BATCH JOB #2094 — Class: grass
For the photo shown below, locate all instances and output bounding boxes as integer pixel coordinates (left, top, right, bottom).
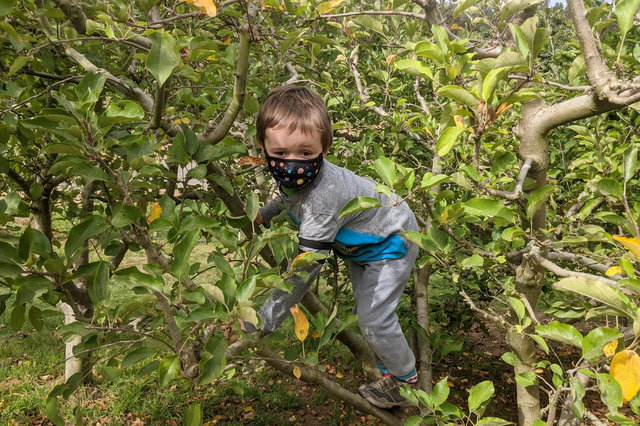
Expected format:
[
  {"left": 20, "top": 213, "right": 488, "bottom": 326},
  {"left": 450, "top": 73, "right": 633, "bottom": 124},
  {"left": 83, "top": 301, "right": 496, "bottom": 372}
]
[{"left": 0, "top": 300, "right": 365, "bottom": 425}]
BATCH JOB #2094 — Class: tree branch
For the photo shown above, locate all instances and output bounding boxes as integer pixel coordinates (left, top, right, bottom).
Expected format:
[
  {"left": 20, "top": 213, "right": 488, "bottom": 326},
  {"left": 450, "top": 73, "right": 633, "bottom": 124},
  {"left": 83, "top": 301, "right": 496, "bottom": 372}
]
[
  {"left": 52, "top": 0, "right": 87, "bottom": 34},
  {"left": 487, "top": 157, "right": 534, "bottom": 200},
  {"left": 531, "top": 252, "right": 617, "bottom": 286},
  {"left": 198, "top": 16, "right": 251, "bottom": 143},
  {"left": 255, "top": 343, "right": 402, "bottom": 425}
]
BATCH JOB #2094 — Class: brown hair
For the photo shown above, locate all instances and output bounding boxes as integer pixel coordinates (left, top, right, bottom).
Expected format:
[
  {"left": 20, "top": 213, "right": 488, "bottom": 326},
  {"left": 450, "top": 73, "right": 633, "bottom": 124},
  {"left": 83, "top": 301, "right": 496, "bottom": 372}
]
[{"left": 256, "top": 85, "right": 333, "bottom": 151}]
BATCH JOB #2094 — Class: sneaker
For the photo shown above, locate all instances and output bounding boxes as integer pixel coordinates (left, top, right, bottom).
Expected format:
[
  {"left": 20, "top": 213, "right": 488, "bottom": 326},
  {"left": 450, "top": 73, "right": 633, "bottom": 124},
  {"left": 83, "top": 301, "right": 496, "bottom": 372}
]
[{"left": 358, "top": 375, "right": 417, "bottom": 408}]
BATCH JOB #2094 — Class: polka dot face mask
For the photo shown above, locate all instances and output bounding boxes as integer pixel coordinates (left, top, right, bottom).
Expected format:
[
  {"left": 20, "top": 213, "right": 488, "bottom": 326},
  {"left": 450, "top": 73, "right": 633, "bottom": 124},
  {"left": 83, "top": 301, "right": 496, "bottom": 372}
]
[{"left": 264, "top": 153, "right": 324, "bottom": 190}]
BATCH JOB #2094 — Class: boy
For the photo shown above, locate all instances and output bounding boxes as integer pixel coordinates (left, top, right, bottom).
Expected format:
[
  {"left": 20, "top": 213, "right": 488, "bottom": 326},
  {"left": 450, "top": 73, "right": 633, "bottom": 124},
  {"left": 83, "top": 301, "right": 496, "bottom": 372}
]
[{"left": 246, "top": 85, "right": 419, "bottom": 409}]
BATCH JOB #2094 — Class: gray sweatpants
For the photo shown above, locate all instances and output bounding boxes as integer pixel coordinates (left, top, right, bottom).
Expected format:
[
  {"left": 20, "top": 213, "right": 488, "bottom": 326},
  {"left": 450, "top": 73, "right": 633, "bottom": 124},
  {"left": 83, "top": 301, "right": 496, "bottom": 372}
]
[{"left": 347, "top": 242, "right": 418, "bottom": 378}]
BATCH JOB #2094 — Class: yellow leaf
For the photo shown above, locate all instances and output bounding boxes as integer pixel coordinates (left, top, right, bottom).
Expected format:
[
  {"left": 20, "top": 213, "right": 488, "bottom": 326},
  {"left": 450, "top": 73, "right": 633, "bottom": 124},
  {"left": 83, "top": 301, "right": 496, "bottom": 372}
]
[
  {"left": 535, "top": 368, "right": 544, "bottom": 373},
  {"left": 289, "top": 304, "right": 309, "bottom": 342},
  {"left": 222, "top": 35, "right": 231, "bottom": 45},
  {"left": 293, "top": 365, "right": 302, "bottom": 379},
  {"left": 386, "top": 54, "right": 397, "bottom": 65},
  {"left": 423, "top": 126, "right": 433, "bottom": 138},
  {"left": 606, "top": 266, "right": 625, "bottom": 277},
  {"left": 610, "top": 350, "right": 640, "bottom": 402},
  {"left": 604, "top": 341, "right": 619, "bottom": 357},
  {"left": 316, "top": 0, "right": 346, "bottom": 14},
  {"left": 184, "top": 0, "right": 217, "bottom": 17},
  {"left": 291, "top": 252, "right": 326, "bottom": 270},
  {"left": 613, "top": 235, "right": 640, "bottom": 258},
  {"left": 450, "top": 23, "right": 464, "bottom": 30},
  {"left": 147, "top": 202, "right": 162, "bottom": 224},
  {"left": 336, "top": 372, "right": 344, "bottom": 379},
  {"left": 312, "top": 330, "right": 321, "bottom": 339},
  {"left": 245, "top": 406, "right": 254, "bottom": 412},
  {"left": 181, "top": 117, "right": 191, "bottom": 124},
  {"left": 439, "top": 209, "right": 449, "bottom": 224},
  {"left": 454, "top": 115, "right": 465, "bottom": 128}
]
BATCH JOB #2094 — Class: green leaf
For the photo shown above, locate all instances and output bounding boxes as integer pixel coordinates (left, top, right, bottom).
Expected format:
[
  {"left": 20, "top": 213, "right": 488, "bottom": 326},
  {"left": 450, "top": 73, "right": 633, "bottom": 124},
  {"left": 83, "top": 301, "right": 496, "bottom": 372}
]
[
  {"left": 102, "top": 100, "right": 145, "bottom": 123},
  {"left": 415, "top": 41, "right": 445, "bottom": 63},
  {"left": 482, "top": 67, "right": 510, "bottom": 103},
  {"left": 114, "top": 267, "right": 163, "bottom": 292},
  {"left": 45, "top": 397, "right": 65, "bottom": 426},
  {"left": 75, "top": 73, "right": 107, "bottom": 104},
  {"left": 158, "top": 355, "right": 180, "bottom": 387},
  {"left": 146, "top": 31, "right": 180, "bottom": 86},
  {"left": 530, "top": 334, "right": 549, "bottom": 354},
  {"left": 185, "top": 403, "right": 203, "bottom": 426},
  {"left": 394, "top": 59, "right": 432, "bottom": 79},
  {"left": 460, "top": 253, "right": 484, "bottom": 268},
  {"left": 615, "top": 0, "right": 640, "bottom": 36},
  {"left": 436, "top": 126, "right": 465, "bottom": 157},
  {"left": 316, "top": 0, "right": 346, "bottom": 13},
  {"left": 554, "top": 277, "right": 639, "bottom": 319},
  {"left": 582, "top": 327, "right": 623, "bottom": 361},
  {"left": 623, "top": 146, "right": 637, "bottom": 183},
  {"left": 121, "top": 346, "right": 156, "bottom": 369},
  {"left": 590, "top": 178, "right": 622, "bottom": 200},
  {"left": 338, "top": 197, "right": 381, "bottom": 219},
  {"left": 198, "top": 336, "right": 227, "bottom": 385},
  {"left": 420, "top": 173, "right": 449, "bottom": 191},
  {"left": 453, "top": 0, "right": 481, "bottom": 18},
  {"left": 0, "top": 0, "right": 16, "bottom": 16},
  {"left": 476, "top": 419, "right": 512, "bottom": 426},
  {"left": 171, "top": 230, "right": 200, "bottom": 280},
  {"left": 468, "top": 380, "right": 495, "bottom": 411},
  {"left": 8, "top": 55, "right": 28, "bottom": 76},
  {"left": 437, "top": 85, "right": 478, "bottom": 109},
  {"left": 501, "top": 351, "right": 519, "bottom": 366},
  {"left": 532, "top": 27, "right": 551, "bottom": 58},
  {"left": 373, "top": 157, "right": 397, "bottom": 188},
  {"left": 535, "top": 321, "right": 584, "bottom": 348},
  {"left": 353, "top": 15, "right": 385, "bottom": 36},
  {"left": 500, "top": 0, "right": 544, "bottom": 21},
  {"left": 569, "top": 55, "right": 586, "bottom": 84},
  {"left": 463, "top": 198, "right": 514, "bottom": 222},
  {"left": 515, "top": 371, "right": 537, "bottom": 387},
  {"left": 65, "top": 216, "right": 105, "bottom": 260},
  {"left": 19, "top": 227, "right": 52, "bottom": 260},
  {"left": 111, "top": 204, "right": 142, "bottom": 228},
  {"left": 430, "top": 377, "right": 450, "bottom": 407},
  {"left": 508, "top": 296, "right": 526, "bottom": 321},
  {"left": 87, "top": 261, "right": 109, "bottom": 305},
  {"left": 237, "top": 275, "right": 257, "bottom": 301},
  {"left": 598, "top": 373, "right": 623, "bottom": 414},
  {"left": 245, "top": 192, "right": 259, "bottom": 223},
  {"left": 526, "top": 185, "right": 556, "bottom": 220},
  {"left": 304, "top": 35, "right": 338, "bottom": 46},
  {"left": 10, "top": 305, "right": 25, "bottom": 331},
  {"left": 72, "top": 164, "right": 113, "bottom": 184}
]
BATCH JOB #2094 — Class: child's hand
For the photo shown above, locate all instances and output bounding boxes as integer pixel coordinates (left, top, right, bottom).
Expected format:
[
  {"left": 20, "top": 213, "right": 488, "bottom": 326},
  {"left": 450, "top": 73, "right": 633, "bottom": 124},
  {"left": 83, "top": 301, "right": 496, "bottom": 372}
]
[{"left": 242, "top": 208, "right": 263, "bottom": 225}]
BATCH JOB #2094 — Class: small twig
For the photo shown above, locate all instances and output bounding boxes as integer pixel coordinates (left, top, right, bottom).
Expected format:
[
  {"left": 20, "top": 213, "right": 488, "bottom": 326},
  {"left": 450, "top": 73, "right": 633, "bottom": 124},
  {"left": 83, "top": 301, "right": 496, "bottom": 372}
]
[
  {"left": 54, "top": 339, "right": 141, "bottom": 368},
  {"left": 532, "top": 252, "right": 618, "bottom": 286},
  {"left": 509, "top": 74, "right": 591, "bottom": 92},
  {"left": 313, "top": 10, "right": 427, "bottom": 21},
  {"left": 487, "top": 158, "right": 534, "bottom": 200},
  {"left": 83, "top": 325, "right": 175, "bottom": 352},
  {"left": 459, "top": 288, "right": 508, "bottom": 327}
]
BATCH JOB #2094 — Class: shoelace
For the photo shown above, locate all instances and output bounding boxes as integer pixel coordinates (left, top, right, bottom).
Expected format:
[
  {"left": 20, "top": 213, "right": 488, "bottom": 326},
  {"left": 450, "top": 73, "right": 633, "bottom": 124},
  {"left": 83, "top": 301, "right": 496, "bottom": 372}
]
[{"left": 371, "top": 375, "right": 399, "bottom": 392}]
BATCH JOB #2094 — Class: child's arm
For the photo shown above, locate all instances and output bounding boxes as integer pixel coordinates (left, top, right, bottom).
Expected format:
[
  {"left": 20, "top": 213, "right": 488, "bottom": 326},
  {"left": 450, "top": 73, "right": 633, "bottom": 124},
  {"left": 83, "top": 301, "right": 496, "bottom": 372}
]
[
  {"left": 244, "top": 243, "right": 331, "bottom": 336},
  {"left": 257, "top": 195, "right": 284, "bottom": 227}
]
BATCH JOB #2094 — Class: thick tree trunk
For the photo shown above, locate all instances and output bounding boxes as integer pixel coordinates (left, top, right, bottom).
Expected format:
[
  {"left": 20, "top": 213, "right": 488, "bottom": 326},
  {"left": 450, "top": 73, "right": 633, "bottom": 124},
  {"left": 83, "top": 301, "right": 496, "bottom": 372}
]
[
  {"left": 509, "top": 98, "right": 548, "bottom": 425},
  {"left": 415, "top": 265, "right": 433, "bottom": 392}
]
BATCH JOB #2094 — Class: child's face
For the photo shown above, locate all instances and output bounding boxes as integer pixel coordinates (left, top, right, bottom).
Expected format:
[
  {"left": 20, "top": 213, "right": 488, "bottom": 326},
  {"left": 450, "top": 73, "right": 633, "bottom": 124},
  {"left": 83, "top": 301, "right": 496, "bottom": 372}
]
[{"left": 261, "top": 126, "right": 326, "bottom": 160}]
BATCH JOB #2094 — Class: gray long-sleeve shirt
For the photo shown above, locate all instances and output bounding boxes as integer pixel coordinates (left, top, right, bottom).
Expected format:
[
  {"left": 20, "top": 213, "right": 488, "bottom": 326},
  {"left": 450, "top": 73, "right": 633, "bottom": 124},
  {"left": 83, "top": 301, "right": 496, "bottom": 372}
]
[{"left": 249, "top": 159, "right": 417, "bottom": 335}]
